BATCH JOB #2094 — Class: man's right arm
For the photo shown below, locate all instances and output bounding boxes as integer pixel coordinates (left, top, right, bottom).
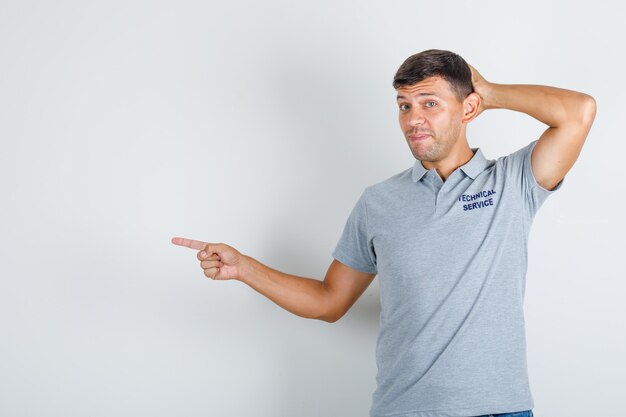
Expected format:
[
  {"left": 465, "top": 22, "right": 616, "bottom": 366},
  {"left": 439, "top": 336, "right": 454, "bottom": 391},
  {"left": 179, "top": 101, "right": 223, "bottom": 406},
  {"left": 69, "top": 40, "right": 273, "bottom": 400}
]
[
  {"left": 240, "top": 256, "right": 376, "bottom": 323},
  {"left": 171, "top": 237, "right": 376, "bottom": 323}
]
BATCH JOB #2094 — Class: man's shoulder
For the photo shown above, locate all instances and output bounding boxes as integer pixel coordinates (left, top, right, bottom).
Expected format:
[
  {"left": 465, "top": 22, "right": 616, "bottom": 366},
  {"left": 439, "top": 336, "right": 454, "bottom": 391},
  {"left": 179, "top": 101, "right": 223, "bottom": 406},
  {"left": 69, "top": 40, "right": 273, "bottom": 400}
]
[
  {"left": 493, "top": 140, "right": 537, "bottom": 164},
  {"left": 364, "top": 166, "right": 413, "bottom": 196}
]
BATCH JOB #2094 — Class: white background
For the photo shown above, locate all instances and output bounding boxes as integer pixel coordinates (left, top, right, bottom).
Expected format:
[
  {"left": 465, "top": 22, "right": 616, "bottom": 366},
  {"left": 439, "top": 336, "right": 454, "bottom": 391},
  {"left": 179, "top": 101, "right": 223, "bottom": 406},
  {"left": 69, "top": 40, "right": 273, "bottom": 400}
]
[{"left": 1, "top": 1, "right": 624, "bottom": 416}]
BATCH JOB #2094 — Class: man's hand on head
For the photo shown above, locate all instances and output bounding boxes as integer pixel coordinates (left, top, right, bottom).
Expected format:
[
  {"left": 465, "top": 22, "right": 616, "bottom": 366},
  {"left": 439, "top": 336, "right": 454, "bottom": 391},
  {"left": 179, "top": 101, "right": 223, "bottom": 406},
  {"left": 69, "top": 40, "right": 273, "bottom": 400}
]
[{"left": 468, "top": 64, "right": 492, "bottom": 116}]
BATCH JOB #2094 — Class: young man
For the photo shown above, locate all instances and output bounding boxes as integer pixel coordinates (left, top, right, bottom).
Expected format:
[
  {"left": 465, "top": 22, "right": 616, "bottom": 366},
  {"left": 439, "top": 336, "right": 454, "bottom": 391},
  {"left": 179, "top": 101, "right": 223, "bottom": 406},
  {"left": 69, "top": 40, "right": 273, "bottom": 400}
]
[{"left": 172, "top": 49, "right": 596, "bottom": 417}]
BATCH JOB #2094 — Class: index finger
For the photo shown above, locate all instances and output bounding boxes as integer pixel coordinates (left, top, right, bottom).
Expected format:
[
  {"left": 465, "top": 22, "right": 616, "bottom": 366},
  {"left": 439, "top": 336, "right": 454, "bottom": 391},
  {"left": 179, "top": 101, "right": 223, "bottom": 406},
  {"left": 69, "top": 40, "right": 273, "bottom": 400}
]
[{"left": 171, "top": 237, "right": 212, "bottom": 251}]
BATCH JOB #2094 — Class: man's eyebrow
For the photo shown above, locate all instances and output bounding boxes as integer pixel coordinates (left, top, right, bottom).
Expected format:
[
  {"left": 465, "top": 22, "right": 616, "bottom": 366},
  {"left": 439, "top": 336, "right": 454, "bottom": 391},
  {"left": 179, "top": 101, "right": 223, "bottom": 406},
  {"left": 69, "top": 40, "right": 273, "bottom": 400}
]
[{"left": 396, "top": 92, "right": 438, "bottom": 100}]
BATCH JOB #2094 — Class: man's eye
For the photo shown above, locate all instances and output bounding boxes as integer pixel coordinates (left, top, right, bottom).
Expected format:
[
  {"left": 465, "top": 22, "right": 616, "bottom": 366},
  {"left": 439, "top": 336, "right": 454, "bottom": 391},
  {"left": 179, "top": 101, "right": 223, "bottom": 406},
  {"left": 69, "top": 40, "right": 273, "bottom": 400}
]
[
  {"left": 425, "top": 101, "right": 437, "bottom": 108},
  {"left": 399, "top": 104, "right": 409, "bottom": 111}
]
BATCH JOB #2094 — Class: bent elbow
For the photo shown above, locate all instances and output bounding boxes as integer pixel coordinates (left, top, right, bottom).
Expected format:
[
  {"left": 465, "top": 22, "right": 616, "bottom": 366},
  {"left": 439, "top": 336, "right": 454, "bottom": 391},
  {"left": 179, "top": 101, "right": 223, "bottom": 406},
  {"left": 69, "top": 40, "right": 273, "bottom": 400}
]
[
  {"left": 318, "top": 305, "right": 346, "bottom": 323},
  {"left": 319, "top": 310, "right": 342, "bottom": 323},
  {"left": 580, "top": 94, "right": 597, "bottom": 127}
]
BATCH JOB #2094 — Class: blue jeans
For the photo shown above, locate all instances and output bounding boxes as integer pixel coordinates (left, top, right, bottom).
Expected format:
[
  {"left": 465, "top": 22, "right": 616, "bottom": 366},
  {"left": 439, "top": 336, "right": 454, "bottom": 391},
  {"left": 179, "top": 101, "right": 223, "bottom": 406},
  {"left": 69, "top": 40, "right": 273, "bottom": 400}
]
[{"left": 473, "top": 411, "right": 533, "bottom": 417}]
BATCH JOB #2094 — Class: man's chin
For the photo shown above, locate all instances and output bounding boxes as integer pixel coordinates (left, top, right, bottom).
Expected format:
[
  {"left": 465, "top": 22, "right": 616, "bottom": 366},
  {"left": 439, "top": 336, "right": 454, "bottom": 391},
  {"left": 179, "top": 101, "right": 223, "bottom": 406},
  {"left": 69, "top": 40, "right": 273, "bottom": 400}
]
[
  {"left": 411, "top": 152, "right": 432, "bottom": 162},
  {"left": 410, "top": 147, "right": 444, "bottom": 163},
  {"left": 408, "top": 144, "right": 432, "bottom": 161}
]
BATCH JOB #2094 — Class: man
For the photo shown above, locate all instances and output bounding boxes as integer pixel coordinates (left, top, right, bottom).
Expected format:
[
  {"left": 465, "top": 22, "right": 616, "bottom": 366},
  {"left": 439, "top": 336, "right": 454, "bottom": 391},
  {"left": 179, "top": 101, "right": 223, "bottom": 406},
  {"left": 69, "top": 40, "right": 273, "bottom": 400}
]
[{"left": 172, "top": 49, "right": 596, "bottom": 417}]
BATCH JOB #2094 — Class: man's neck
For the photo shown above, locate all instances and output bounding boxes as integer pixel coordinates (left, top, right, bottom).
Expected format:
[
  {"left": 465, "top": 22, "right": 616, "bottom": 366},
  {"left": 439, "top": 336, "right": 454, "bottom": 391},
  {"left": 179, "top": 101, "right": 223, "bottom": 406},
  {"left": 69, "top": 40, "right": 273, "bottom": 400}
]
[{"left": 421, "top": 143, "right": 475, "bottom": 182}]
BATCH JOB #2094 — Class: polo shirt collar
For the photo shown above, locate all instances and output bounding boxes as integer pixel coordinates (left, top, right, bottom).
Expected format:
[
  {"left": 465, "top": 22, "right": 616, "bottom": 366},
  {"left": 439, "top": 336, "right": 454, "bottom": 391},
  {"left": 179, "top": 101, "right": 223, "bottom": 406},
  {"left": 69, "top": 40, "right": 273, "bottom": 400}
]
[{"left": 411, "top": 147, "right": 488, "bottom": 182}]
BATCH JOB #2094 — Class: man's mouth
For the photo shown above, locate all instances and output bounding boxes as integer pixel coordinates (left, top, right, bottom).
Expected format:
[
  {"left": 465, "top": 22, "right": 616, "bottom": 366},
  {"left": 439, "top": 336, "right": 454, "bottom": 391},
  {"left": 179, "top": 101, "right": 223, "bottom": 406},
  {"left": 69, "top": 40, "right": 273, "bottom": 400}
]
[{"left": 408, "top": 134, "right": 431, "bottom": 142}]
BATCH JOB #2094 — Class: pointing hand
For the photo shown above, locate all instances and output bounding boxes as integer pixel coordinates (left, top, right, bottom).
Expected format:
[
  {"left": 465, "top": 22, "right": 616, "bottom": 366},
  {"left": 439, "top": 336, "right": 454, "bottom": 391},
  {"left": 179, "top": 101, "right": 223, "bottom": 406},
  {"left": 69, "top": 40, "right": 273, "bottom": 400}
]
[{"left": 171, "top": 237, "right": 247, "bottom": 281}]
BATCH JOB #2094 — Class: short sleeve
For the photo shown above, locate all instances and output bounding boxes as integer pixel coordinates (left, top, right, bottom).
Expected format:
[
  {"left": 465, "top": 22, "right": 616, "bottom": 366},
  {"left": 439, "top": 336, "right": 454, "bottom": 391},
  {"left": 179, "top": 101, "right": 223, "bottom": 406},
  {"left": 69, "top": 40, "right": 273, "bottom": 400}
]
[
  {"left": 501, "top": 139, "right": 565, "bottom": 216},
  {"left": 331, "top": 189, "right": 377, "bottom": 274}
]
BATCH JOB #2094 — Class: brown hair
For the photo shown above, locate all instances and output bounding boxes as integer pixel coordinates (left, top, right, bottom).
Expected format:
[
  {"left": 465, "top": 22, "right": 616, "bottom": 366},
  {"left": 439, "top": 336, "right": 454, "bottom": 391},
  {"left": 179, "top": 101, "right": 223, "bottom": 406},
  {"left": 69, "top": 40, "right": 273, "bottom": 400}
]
[{"left": 393, "top": 49, "right": 473, "bottom": 101}]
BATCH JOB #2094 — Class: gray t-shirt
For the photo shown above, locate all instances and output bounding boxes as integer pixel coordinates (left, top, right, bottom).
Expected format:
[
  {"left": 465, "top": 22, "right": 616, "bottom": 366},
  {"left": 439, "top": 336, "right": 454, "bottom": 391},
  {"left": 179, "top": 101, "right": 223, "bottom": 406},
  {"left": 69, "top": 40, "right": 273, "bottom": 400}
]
[{"left": 332, "top": 140, "right": 563, "bottom": 417}]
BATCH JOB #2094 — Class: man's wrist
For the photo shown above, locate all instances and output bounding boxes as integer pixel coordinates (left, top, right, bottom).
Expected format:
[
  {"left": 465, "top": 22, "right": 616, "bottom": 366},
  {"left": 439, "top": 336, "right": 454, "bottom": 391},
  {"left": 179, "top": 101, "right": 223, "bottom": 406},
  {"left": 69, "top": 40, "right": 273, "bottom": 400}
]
[
  {"left": 238, "top": 254, "right": 257, "bottom": 284},
  {"left": 479, "top": 82, "right": 501, "bottom": 110}
]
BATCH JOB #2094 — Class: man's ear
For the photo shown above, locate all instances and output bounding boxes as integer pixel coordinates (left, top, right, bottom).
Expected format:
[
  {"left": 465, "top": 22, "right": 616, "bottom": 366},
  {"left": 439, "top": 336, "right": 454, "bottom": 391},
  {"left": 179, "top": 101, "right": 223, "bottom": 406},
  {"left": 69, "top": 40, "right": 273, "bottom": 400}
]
[{"left": 461, "top": 92, "right": 481, "bottom": 123}]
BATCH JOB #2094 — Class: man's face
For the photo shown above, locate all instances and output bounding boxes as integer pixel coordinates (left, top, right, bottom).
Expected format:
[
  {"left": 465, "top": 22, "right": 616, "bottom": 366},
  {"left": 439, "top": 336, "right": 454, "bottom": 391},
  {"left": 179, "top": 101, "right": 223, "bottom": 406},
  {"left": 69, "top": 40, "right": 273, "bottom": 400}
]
[{"left": 396, "top": 76, "right": 466, "bottom": 163}]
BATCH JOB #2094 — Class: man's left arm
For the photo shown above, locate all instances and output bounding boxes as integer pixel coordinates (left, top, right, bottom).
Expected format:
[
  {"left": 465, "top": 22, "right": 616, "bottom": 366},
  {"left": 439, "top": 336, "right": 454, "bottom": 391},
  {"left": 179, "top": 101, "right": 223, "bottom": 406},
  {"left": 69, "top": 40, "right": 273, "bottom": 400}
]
[{"left": 470, "top": 66, "right": 597, "bottom": 191}]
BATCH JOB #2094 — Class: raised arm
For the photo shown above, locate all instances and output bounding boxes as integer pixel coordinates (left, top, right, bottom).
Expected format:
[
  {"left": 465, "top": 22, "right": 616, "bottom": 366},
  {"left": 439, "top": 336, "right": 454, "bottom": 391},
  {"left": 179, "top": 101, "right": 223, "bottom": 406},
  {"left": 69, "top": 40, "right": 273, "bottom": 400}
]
[
  {"left": 470, "top": 65, "right": 597, "bottom": 191},
  {"left": 171, "top": 237, "right": 376, "bottom": 323}
]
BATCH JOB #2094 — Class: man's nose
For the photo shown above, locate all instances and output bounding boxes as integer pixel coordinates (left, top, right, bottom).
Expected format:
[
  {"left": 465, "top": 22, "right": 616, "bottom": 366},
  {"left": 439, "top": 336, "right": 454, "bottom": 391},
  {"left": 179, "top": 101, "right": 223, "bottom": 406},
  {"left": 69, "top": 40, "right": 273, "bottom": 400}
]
[{"left": 408, "top": 109, "right": 425, "bottom": 127}]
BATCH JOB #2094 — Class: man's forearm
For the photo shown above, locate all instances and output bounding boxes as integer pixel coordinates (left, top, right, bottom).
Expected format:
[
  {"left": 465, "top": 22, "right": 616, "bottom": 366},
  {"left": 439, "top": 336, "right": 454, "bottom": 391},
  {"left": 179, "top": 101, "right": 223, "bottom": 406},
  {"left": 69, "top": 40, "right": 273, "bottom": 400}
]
[
  {"left": 239, "top": 256, "right": 331, "bottom": 322},
  {"left": 481, "top": 83, "right": 596, "bottom": 128}
]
